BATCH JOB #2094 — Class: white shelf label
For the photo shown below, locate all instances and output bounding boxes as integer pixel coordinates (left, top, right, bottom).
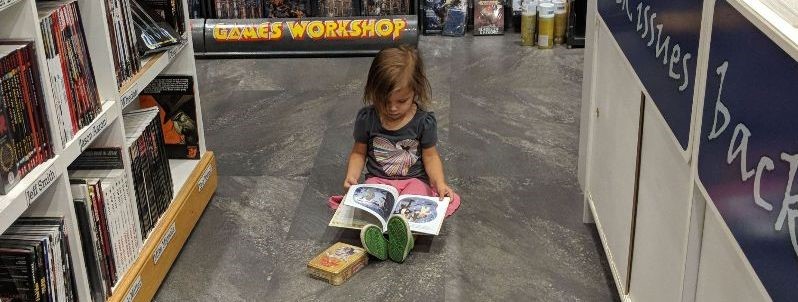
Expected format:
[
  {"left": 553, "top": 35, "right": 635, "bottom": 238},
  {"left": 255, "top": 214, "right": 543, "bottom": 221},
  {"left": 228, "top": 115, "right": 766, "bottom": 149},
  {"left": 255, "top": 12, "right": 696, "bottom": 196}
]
[
  {"left": 121, "top": 87, "right": 140, "bottom": 108},
  {"left": 24, "top": 166, "right": 57, "bottom": 206},
  {"left": 123, "top": 275, "right": 142, "bottom": 302},
  {"left": 153, "top": 222, "right": 176, "bottom": 265},
  {"left": 78, "top": 114, "right": 109, "bottom": 151},
  {"left": 197, "top": 164, "right": 213, "bottom": 192}
]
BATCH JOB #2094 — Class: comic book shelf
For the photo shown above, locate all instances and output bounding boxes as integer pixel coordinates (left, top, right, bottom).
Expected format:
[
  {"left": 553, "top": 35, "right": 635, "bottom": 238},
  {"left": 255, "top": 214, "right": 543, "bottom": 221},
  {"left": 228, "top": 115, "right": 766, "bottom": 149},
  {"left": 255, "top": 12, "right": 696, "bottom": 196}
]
[{"left": 0, "top": 0, "right": 217, "bottom": 301}]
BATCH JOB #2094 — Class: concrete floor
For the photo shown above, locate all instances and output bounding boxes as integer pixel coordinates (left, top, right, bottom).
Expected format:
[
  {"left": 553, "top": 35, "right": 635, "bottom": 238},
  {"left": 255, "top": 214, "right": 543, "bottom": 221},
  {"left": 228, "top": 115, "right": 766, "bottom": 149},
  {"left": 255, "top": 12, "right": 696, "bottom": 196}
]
[{"left": 155, "top": 34, "right": 618, "bottom": 301}]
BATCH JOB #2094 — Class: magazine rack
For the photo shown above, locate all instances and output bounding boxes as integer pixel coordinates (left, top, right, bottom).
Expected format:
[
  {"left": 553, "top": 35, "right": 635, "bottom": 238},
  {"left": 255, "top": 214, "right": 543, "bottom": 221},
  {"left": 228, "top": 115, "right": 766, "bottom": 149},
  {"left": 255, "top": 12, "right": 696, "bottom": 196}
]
[{"left": 0, "top": 0, "right": 216, "bottom": 301}]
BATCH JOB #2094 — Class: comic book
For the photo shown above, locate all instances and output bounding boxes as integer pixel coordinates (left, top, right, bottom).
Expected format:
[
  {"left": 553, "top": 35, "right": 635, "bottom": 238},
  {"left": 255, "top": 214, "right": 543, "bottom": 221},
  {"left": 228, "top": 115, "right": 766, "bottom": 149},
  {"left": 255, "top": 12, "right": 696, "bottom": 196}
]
[
  {"left": 421, "top": 0, "right": 445, "bottom": 34},
  {"left": 441, "top": 0, "right": 466, "bottom": 36},
  {"left": 329, "top": 184, "right": 450, "bottom": 235},
  {"left": 268, "top": 0, "right": 309, "bottom": 17},
  {"left": 362, "top": 0, "right": 409, "bottom": 15},
  {"left": 314, "top": 0, "right": 358, "bottom": 17},
  {"left": 139, "top": 76, "right": 200, "bottom": 159},
  {"left": 474, "top": 0, "right": 504, "bottom": 35}
]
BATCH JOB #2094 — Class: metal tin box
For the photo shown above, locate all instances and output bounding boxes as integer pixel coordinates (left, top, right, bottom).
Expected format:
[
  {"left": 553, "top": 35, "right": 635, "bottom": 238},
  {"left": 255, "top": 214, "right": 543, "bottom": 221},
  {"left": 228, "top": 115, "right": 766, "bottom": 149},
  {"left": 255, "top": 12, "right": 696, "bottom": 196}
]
[{"left": 307, "top": 242, "right": 368, "bottom": 285}]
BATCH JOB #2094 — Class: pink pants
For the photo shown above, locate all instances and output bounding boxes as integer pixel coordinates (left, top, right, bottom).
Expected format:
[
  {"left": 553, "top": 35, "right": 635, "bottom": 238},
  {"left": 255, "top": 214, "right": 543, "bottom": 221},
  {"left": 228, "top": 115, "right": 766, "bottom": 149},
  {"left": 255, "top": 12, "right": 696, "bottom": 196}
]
[{"left": 327, "top": 177, "right": 461, "bottom": 217}]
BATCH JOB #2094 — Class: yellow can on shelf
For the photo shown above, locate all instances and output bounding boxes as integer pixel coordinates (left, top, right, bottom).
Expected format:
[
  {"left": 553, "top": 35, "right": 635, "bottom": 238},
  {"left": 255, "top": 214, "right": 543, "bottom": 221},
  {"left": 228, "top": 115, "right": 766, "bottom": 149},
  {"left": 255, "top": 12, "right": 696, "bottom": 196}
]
[
  {"left": 537, "top": 3, "right": 555, "bottom": 49},
  {"left": 553, "top": 0, "right": 567, "bottom": 45},
  {"left": 521, "top": 2, "right": 538, "bottom": 46}
]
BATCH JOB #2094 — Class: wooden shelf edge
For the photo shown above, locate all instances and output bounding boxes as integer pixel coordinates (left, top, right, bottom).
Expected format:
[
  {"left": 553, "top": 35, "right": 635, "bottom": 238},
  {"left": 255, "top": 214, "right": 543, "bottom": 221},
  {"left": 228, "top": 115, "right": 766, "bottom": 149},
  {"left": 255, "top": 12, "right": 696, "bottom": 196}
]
[{"left": 108, "top": 151, "right": 218, "bottom": 302}]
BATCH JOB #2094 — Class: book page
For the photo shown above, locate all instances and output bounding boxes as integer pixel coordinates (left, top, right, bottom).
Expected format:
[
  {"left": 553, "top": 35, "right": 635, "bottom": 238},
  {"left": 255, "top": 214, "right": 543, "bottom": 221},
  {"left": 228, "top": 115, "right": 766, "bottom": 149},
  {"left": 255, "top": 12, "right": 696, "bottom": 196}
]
[
  {"left": 342, "top": 184, "right": 399, "bottom": 229},
  {"left": 329, "top": 203, "right": 383, "bottom": 230},
  {"left": 392, "top": 195, "right": 450, "bottom": 235}
]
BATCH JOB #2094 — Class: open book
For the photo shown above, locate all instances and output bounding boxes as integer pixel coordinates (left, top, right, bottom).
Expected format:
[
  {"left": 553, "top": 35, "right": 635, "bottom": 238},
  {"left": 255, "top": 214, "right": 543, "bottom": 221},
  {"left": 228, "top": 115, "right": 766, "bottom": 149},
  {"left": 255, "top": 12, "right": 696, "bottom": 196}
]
[{"left": 329, "top": 184, "right": 450, "bottom": 235}]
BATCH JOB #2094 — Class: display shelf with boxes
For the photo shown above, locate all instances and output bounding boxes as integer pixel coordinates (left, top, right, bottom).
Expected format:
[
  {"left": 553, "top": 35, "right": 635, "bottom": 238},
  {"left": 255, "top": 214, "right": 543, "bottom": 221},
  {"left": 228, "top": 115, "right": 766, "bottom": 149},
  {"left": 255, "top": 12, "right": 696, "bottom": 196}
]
[{"left": 0, "top": 0, "right": 216, "bottom": 300}]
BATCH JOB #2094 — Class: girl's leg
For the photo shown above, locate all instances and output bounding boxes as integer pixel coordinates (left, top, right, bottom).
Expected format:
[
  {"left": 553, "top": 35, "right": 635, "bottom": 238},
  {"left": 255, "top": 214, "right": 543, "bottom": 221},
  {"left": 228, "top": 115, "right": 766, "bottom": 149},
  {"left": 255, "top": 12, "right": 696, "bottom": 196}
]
[{"left": 400, "top": 179, "right": 461, "bottom": 217}]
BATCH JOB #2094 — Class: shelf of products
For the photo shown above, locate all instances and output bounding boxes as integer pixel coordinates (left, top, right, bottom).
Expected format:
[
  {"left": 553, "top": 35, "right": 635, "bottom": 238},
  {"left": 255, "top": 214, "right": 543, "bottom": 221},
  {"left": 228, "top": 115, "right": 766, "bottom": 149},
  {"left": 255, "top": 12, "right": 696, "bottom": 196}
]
[
  {"left": 0, "top": 0, "right": 215, "bottom": 300},
  {"left": 109, "top": 152, "right": 217, "bottom": 302},
  {"left": 119, "top": 32, "right": 191, "bottom": 109}
]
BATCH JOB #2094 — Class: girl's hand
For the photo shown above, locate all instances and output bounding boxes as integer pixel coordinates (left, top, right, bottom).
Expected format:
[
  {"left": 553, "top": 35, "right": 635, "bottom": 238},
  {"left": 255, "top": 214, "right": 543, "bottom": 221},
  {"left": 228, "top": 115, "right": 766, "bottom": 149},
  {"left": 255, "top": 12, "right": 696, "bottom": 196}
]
[
  {"left": 434, "top": 183, "right": 454, "bottom": 202},
  {"left": 343, "top": 177, "right": 359, "bottom": 192}
]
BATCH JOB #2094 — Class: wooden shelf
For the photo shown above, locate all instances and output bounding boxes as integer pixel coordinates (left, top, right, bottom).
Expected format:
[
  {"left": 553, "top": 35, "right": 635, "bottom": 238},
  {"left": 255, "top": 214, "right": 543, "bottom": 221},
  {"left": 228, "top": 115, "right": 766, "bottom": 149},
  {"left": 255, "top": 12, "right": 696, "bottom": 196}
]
[
  {"left": 108, "top": 152, "right": 218, "bottom": 302},
  {"left": 119, "top": 32, "right": 191, "bottom": 109}
]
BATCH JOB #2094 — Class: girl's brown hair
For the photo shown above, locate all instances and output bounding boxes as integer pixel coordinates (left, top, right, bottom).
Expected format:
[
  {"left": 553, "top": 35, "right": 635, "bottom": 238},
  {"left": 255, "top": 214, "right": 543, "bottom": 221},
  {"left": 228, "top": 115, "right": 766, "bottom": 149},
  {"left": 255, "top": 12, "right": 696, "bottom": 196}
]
[{"left": 363, "top": 45, "right": 431, "bottom": 113}]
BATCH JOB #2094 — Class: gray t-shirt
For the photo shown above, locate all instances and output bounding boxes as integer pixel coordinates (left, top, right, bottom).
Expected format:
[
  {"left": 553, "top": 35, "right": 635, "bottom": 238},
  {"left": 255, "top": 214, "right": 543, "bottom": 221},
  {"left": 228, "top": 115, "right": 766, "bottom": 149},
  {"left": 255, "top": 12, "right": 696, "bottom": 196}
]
[{"left": 353, "top": 105, "right": 437, "bottom": 182}]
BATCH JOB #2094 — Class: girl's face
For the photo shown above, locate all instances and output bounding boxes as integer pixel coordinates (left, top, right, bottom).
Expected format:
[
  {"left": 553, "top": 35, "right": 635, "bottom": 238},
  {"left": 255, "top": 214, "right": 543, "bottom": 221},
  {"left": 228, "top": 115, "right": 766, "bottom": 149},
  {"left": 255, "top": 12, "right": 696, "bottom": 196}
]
[{"left": 383, "top": 87, "right": 415, "bottom": 121}]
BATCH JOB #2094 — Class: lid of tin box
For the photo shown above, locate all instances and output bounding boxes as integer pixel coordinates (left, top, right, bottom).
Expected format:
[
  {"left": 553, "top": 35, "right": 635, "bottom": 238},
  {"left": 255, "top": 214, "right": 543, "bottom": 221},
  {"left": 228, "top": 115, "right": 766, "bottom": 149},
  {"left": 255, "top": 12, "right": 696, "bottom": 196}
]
[{"left": 308, "top": 242, "right": 367, "bottom": 274}]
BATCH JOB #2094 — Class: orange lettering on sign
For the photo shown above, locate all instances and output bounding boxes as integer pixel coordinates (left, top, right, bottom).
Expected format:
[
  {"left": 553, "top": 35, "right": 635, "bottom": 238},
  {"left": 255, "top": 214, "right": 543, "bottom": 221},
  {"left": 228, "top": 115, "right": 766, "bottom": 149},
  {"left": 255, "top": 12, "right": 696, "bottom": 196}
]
[{"left": 287, "top": 21, "right": 309, "bottom": 40}]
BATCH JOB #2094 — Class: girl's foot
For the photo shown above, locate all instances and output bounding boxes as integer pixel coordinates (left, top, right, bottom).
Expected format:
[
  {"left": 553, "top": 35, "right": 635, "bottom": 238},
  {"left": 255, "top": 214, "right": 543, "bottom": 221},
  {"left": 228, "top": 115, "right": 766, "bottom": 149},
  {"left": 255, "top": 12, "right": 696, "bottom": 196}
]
[
  {"left": 387, "top": 216, "right": 414, "bottom": 263},
  {"left": 360, "top": 224, "right": 388, "bottom": 260}
]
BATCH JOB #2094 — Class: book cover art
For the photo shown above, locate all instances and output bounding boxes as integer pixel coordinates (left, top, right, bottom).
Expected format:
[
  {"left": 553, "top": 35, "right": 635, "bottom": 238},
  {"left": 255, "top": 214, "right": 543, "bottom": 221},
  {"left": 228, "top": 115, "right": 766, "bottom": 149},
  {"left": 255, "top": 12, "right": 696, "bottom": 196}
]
[
  {"left": 314, "top": 0, "right": 357, "bottom": 17},
  {"left": 351, "top": 186, "right": 396, "bottom": 220},
  {"left": 393, "top": 197, "right": 439, "bottom": 223},
  {"left": 268, "top": 0, "right": 308, "bottom": 17},
  {"left": 441, "top": 0, "right": 466, "bottom": 36},
  {"left": 474, "top": 0, "right": 504, "bottom": 35},
  {"left": 362, "top": 0, "right": 409, "bottom": 16},
  {"left": 139, "top": 76, "right": 200, "bottom": 160},
  {"left": 422, "top": 0, "right": 445, "bottom": 34}
]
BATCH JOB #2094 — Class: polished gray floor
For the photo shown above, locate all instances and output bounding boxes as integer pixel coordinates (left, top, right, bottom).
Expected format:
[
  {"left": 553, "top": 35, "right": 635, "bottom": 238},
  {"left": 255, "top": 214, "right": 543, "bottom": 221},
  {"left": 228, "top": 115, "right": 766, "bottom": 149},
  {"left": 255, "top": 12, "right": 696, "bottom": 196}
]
[{"left": 155, "top": 34, "right": 618, "bottom": 301}]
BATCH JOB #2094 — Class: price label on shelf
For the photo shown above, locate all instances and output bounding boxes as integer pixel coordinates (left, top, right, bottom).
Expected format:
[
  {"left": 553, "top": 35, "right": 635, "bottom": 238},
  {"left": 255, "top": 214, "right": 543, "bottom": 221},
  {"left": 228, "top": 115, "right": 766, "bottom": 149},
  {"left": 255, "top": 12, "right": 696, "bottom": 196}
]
[
  {"left": 123, "top": 275, "right": 142, "bottom": 302},
  {"left": 197, "top": 164, "right": 213, "bottom": 192},
  {"left": 24, "top": 166, "right": 58, "bottom": 206},
  {"left": 153, "top": 222, "right": 177, "bottom": 264},
  {"left": 78, "top": 114, "right": 109, "bottom": 151},
  {"left": 121, "top": 87, "right": 140, "bottom": 108}
]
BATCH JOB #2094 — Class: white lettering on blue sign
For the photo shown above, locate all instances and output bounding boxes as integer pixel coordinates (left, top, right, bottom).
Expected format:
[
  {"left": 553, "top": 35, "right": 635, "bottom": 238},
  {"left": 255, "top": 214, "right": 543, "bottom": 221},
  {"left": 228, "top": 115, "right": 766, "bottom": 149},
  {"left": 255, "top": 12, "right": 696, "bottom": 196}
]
[
  {"left": 708, "top": 61, "right": 798, "bottom": 257},
  {"left": 617, "top": 0, "right": 692, "bottom": 92}
]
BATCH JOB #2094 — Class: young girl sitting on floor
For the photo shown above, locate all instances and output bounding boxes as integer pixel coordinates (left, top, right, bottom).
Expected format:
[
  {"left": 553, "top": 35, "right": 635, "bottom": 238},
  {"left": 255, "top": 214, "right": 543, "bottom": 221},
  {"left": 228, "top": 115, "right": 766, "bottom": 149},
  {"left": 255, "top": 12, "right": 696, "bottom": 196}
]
[{"left": 328, "top": 45, "right": 461, "bottom": 263}]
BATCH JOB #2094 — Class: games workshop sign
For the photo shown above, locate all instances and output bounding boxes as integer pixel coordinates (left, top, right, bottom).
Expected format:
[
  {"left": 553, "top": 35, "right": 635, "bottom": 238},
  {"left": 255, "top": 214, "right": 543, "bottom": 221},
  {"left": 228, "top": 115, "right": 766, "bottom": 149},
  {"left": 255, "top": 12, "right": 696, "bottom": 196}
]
[
  {"left": 598, "top": 0, "right": 703, "bottom": 151},
  {"left": 196, "top": 16, "right": 418, "bottom": 56},
  {"left": 697, "top": 1, "right": 798, "bottom": 300}
]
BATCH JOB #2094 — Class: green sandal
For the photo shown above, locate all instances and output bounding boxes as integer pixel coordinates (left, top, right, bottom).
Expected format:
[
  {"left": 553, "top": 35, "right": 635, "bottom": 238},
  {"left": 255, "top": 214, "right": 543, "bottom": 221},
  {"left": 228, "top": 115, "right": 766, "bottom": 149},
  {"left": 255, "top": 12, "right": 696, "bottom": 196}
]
[
  {"left": 387, "top": 216, "right": 414, "bottom": 263},
  {"left": 360, "top": 224, "right": 388, "bottom": 260}
]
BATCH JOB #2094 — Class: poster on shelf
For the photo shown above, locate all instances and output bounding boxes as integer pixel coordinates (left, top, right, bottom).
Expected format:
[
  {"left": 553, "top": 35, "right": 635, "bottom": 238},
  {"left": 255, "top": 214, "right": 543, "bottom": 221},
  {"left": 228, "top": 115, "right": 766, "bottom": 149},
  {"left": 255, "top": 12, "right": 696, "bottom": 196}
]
[
  {"left": 597, "top": 0, "right": 703, "bottom": 151},
  {"left": 696, "top": 1, "right": 798, "bottom": 301},
  {"left": 199, "top": 15, "right": 418, "bottom": 55}
]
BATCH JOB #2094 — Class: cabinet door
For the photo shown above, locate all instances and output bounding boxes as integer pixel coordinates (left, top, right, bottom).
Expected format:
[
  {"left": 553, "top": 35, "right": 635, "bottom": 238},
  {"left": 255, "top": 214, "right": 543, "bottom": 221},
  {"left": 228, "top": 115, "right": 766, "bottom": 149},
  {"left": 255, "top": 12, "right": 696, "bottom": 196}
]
[{"left": 586, "top": 23, "right": 644, "bottom": 295}]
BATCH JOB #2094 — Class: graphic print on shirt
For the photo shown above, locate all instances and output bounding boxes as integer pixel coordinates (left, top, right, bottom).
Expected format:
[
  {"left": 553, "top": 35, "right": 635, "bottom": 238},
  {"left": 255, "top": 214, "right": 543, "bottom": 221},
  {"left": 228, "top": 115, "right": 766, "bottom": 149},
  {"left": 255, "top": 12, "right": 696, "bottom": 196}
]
[{"left": 372, "top": 136, "right": 419, "bottom": 176}]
